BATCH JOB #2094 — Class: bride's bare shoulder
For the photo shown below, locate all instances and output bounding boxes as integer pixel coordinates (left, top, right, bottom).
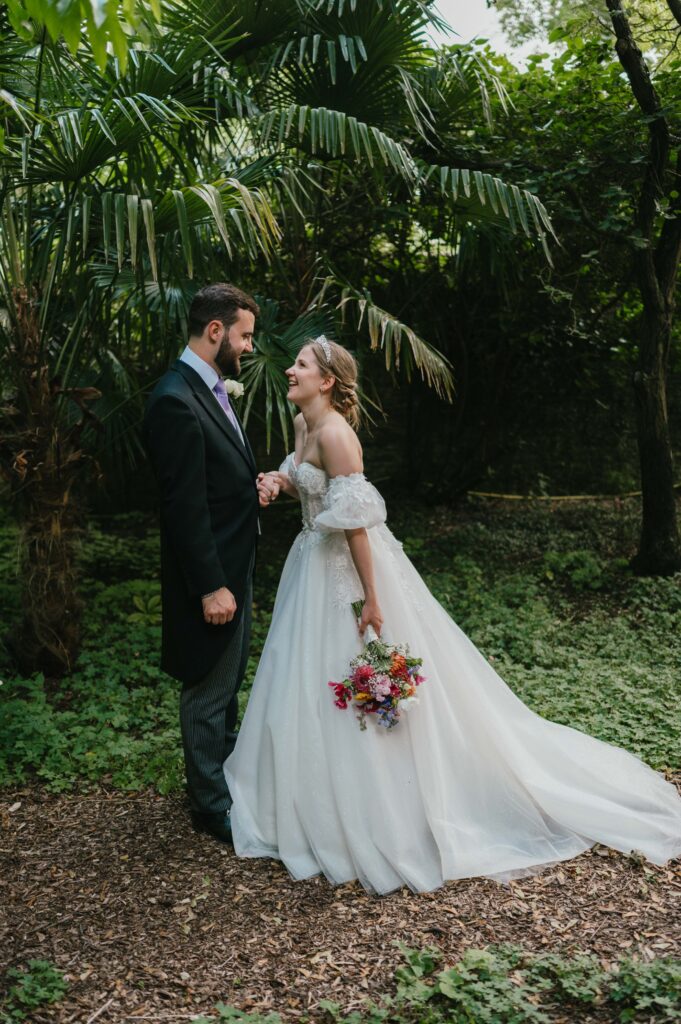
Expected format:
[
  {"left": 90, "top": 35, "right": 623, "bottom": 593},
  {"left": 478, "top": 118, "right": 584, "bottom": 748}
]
[{"left": 319, "top": 415, "right": 363, "bottom": 475}]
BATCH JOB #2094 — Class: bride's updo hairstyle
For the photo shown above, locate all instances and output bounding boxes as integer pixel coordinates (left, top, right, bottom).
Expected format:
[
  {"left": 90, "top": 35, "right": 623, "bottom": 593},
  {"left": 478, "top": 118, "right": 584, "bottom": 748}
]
[{"left": 308, "top": 336, "right": 360, "bottom": 430}]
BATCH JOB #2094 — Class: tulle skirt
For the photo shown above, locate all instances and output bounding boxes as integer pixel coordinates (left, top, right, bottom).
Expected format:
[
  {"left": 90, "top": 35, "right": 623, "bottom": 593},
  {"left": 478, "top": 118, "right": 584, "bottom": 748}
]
[{"left": 224, "top": 525, "right": 681, "bottom": 894}]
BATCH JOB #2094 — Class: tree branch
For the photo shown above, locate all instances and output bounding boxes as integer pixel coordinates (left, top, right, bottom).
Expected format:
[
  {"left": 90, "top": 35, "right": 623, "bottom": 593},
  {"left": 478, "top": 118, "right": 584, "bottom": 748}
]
[
  {"left": 606, "top": 0, "right": 670, "bottom": 312},
  {"left": 666, "top": 0, "right": 681, "bottom": 29}
]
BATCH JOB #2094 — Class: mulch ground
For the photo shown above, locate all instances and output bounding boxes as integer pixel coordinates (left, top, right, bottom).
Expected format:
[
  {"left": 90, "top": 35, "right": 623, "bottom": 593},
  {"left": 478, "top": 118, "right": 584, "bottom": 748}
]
[{"left": 2, "top": 785, "right": 681, "bottom": 1024}]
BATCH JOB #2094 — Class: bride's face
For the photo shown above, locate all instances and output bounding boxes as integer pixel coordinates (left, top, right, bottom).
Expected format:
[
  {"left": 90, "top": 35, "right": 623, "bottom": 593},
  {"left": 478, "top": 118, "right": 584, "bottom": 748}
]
[{"left": 286, "top": 346, "right": 329, "bottom": 404}]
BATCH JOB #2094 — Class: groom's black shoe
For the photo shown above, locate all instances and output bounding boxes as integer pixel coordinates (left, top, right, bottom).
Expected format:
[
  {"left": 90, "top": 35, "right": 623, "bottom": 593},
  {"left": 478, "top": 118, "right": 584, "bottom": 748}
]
[{"left": 190, "top": 809, "right": 233, "bottom": 845}]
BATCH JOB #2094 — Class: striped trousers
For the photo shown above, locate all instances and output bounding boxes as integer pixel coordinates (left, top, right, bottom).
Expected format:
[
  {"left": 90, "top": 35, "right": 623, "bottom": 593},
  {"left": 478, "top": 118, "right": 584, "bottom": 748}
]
[{"left": 179, "top": 578, "right": 252, "bottom": 815}]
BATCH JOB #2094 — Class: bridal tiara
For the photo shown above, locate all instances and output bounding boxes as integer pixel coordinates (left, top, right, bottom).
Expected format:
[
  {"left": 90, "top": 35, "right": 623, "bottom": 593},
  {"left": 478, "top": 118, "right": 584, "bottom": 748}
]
[{"left": 315, "top": 335, "right": 332, "bottom": 363}]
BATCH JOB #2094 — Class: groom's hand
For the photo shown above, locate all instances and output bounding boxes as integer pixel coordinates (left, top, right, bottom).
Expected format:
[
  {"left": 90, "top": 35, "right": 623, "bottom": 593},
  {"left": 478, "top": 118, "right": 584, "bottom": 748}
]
[
  {"left": 202, "top": 587, "right": 237, "bottom": 625},
  {"left": 257, "top": 472, "right": 280, "bottom": 508}
]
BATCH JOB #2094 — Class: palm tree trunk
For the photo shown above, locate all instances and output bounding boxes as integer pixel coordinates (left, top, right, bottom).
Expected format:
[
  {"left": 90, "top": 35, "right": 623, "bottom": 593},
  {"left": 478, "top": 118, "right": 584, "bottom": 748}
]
[{"left": 4, "top": 288, "right": 83, "bottom": 675}]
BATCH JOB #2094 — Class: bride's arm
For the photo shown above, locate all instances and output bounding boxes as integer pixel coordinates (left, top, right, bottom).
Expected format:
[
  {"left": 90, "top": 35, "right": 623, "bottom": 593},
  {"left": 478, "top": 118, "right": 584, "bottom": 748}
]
[
  {"left": 259, "top": 415, "right": 305, "bottom": 500},
  {"left": 319, "top": 428, "right": 384, "bottom": 638},
  {"left": 345, "top": 530, "right": 384, "bottom": 637}
]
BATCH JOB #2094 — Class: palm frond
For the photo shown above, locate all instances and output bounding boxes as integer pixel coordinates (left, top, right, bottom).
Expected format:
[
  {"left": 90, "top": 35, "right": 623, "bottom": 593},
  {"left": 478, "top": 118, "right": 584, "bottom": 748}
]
[
  {"left": 86, "top": 176, "right": 281, "bottom": 279},
  {"left": 419, "top": 162, "right": 556, "bottom": 258},
  {"left": 0, "top": 86, "right": 31, "bottom": 124},
  {"left": 418, "top": 46, "right": 512, "bottom": 131},
  {"left": 14, "top": 94, "right": 199, "bottom": 183},
  {"left": 271, "top": 32, "right": 370, "bottom": 78},
  {"left": 338, "top": 287, "right": 454, "bottom": 401},
  {"left": 259, "top": 0, "right": 433, "bottom": 132},
  {"left": 313, "top": 0, "right": 445, "bottom": 35},
  {"left": 258, "top": 103, "right": 418, "bottom": 180},
  {"left": 240, "top": 300, "right": 336, "bottom": 450}
]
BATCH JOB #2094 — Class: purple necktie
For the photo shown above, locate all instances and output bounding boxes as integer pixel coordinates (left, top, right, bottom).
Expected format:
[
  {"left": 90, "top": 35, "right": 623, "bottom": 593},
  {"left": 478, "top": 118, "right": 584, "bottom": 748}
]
[{"left": 213, "top": 378, "right": 244, "bottom": 445}]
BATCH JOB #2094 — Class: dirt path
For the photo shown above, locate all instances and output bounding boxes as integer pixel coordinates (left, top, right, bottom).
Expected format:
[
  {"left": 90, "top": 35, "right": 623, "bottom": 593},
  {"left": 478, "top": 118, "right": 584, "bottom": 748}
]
[{"left": 2, "top": 788, "right": 680, "bottom": 1023}]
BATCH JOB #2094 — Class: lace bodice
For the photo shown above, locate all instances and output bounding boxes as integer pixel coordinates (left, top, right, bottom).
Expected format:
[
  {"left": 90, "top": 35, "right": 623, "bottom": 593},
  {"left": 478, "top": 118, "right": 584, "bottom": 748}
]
[
  {"left": 280, "top": 454, "right": 328, "bottom": 531},
  {"left": 277, "top": 453, "right": 388, "bottom": 608},
  {"left": 279, "top": 453, "right": 386, "bottom": 533}
]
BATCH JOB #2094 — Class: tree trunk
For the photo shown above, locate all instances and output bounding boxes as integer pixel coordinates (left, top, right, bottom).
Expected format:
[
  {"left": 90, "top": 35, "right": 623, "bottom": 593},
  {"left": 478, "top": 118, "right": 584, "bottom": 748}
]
[
  {"left": 606, "top": 0, "right": 681, "bottom": 575},
  {"left": 2, "top": 288, "right": 84, "bottom": 675},
  {"left": 630, "top": 308, "right": 681, "bottom": 574}
]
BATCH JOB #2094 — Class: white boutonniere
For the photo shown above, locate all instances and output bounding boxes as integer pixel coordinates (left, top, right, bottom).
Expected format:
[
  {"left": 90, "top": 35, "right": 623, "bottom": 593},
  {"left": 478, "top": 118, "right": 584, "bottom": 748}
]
[{"left": 225, "top": 379, "right": 245, "bottom": 399}]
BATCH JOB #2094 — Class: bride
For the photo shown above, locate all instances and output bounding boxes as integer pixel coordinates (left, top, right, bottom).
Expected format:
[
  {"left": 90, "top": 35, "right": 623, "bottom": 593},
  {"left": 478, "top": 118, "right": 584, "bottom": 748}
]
[{"left": 223, "top": 336, "right": 681, "bottom": 894}]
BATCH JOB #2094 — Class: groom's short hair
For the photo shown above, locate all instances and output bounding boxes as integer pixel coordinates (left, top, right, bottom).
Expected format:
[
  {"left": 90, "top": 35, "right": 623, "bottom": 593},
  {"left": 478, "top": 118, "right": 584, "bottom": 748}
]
[{"left": 188, "top": 283, "right": 260, "bottom": 337}]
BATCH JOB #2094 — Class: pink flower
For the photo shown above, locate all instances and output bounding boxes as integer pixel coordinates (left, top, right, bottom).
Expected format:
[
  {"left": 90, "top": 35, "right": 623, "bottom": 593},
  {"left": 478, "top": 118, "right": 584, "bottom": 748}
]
[
  {"left": 329, "top": 632, "right": 425, "bottom": 730},
  {"left": 370, "top": 674, "right": 392, "bottom": 699}
]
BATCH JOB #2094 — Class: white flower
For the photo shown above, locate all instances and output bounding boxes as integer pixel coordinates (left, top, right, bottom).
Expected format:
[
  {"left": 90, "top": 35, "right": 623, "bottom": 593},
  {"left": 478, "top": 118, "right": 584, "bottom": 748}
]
[
  {"left": 225, "top": 379, "right": 245, "bottom": 399},
  {"left": 398, "top": 697, "right": 420, "bottom": 711}
]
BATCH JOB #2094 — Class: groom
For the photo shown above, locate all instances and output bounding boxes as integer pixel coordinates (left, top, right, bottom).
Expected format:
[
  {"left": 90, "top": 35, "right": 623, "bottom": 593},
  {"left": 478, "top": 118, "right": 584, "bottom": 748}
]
[{"left": 144, "top": 283, "right": 277, "bottom": 844}]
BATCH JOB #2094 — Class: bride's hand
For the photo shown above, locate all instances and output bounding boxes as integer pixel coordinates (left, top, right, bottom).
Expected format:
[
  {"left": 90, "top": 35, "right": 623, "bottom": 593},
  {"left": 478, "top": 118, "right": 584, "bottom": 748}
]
[
  {"left": 257, "top": 472, "right": 280, "bottom": 508},
  {"left": 261, "top": 471, "right": 297, "bottom": 498},
  {"left": 359, "top": 600, "right": 383, "bottom": 638}
]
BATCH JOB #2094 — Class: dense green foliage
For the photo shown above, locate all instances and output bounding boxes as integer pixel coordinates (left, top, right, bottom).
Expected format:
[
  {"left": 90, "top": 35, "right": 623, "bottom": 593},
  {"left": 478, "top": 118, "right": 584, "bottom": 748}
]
[
  {"left": 379, "top": 30, "right": 681, "bottom": 495},
  {"left": 2, "top": 0, "right": 558, "bottom": 673},
  {"left": 0, "top": 960, "right": 68, "bottom": 1023},
  {"left": 189, "top": 943, "right": 681, "bottom": 1024},
  {"left": 1, "top": 496, "right": 679, "bottom": 792}
]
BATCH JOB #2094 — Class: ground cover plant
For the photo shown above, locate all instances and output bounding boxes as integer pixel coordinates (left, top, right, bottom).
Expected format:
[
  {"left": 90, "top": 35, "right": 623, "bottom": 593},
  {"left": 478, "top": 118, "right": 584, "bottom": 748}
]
[
  {"left": 2, "top": 497, "right": 680, "bottom": 1020},
  {"left": 2, "top": 792, "right": 680, "bottom": 1022},
  {"left": 0, "top": 959, "right": 68, "bottom": 1023},
  {"left": 1, "top": 495, "right": 679, "bottom": 792},
  {"left": 186, "top": 942, "right": 681, "bottom": 1023}
]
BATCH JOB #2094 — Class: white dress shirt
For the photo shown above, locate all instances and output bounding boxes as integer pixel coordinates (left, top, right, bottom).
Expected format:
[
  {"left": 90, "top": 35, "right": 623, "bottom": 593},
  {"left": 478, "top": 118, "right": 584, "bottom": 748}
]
[
  {"left": 179, "top": 345, "right": 220, "bottom": 391},
  {"left": 179, "top": 346, "right": 244, "bottom": 443}
]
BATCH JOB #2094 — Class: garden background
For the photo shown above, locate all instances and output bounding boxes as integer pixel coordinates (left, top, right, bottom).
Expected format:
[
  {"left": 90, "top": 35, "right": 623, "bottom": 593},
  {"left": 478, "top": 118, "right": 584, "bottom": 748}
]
[{"left": 1, "top": 0, "right": 680, "bottom": 1021}]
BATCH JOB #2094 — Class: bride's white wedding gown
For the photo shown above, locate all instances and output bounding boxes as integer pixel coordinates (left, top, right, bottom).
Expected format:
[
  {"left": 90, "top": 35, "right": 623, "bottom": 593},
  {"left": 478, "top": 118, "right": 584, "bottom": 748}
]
[{"left": 224, "top": 456, "right": 681, "bottom": 894}]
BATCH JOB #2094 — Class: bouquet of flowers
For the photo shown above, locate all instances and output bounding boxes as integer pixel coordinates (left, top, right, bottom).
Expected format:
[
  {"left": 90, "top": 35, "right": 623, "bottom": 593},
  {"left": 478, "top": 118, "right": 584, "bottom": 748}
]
[{"left": 328, "top": 602, "right": 426, "bottom": 730}]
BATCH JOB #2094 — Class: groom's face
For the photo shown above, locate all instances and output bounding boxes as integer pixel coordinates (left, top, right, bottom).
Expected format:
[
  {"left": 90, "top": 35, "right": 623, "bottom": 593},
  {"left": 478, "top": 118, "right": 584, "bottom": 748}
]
[{"left": 213, "top": 308, "right": 255, "bottom": 376}]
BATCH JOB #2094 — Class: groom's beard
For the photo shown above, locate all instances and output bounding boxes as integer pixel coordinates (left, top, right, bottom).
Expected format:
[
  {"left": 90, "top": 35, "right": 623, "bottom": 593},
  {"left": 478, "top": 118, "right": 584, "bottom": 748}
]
[{"left": 216, "top": 335, "right": 240, "bottom": 377}]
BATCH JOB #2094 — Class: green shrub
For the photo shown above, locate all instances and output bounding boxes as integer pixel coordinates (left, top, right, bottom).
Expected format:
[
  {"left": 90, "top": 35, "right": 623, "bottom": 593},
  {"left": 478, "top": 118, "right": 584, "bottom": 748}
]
[
  {"left": 543, "top": 549, "right": 607, "bottom": 590},
  {"left": 1, "top": 501, "right": 679, "bottom": 792},
  {"left": 394, "top": 943, "right": 549, "bottom": 1023},
  {"left": 318, "top": 945, "right": 681, "bottom": 1024},
  {"left": 609, "top": 957, "right": 681, "bottom": 1022},
  {"left": 77, "top": 523, "right": 160, "bottom": 582},
  {"left": 1, "top": 960, "right": 67, "bottom": 1023}
]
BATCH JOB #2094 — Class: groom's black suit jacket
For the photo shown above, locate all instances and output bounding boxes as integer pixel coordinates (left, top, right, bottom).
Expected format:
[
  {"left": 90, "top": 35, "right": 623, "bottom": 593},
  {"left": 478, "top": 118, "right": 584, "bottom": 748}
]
[{"left": 143, "top": 359, "right": 259, "bottom": 685}]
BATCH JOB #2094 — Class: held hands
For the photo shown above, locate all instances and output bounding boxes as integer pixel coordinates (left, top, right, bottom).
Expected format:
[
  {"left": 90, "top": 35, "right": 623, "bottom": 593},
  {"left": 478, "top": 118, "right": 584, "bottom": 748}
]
[
  {"left": 257, "top": 471, "right": 281, "bottom": 508},
  {"left": 202, "top": 586, "right": 237, "bottom": 626}
]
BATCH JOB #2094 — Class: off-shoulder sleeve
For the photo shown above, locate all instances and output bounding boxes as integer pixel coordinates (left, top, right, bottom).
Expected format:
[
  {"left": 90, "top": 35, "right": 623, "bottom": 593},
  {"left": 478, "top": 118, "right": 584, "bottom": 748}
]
[
  {"left": 279, "top": 452, "right": 295, "bottom": 475},
  {"left": 314, "top": 474, "right": 387, "bottom": 531}
]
